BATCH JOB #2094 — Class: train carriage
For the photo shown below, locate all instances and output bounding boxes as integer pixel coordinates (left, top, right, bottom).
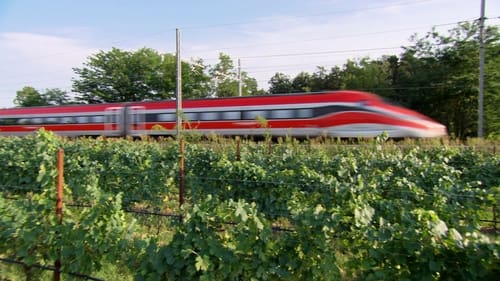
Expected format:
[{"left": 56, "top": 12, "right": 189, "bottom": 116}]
[{"left": 0, "top": 91, "right": 447, "bottom": 138}]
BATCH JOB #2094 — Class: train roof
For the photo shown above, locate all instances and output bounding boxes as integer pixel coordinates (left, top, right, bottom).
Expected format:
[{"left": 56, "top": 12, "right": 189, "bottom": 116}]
[
  {"left": 0, "top": 90, "right": 381, "bottom": 114},
  {"left": 0, "top": 102, "right": 127, "bottom": 115},
  {"left": 129, "top": 90, "right": 381, "bottom": 109}
]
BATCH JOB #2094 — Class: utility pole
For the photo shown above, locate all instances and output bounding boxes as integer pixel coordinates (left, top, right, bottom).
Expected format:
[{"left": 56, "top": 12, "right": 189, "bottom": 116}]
[
  {"left": 176, "top": 28, "right": 182, "bottom": 138},
  {"left": 238, "top": 58, "right": 242, "bottom": 96},
  {"left": 478, "top": 0, "right": 485, "bottom": 137}
]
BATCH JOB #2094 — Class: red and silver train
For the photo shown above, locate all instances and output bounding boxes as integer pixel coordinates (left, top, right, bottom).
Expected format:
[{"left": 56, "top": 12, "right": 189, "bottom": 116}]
[{"left": 0, "top": 91, "right": 446, "bottom": 138}]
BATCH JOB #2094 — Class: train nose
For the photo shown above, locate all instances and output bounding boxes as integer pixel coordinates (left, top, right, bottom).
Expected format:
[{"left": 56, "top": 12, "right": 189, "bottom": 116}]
[
  {"left": 413, "top": 118, "right": 447, "bottom": 137},
  {"left": 429, "top": 122, "right": 447, "bottom": 137}
]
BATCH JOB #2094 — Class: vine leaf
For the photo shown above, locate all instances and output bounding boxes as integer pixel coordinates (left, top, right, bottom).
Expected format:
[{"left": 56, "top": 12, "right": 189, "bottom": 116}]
[
  {"left": 430, "top": 219, "right": 448, "bottom": 238},
  {"left": 354, "top": 204, "right": 375, "bottom": 227},
  {"left": 235, "top": 202, "right": 248, "bottom": 222},
  {"left": 195, "top": 255, "right": 210, "bottom": 272}
]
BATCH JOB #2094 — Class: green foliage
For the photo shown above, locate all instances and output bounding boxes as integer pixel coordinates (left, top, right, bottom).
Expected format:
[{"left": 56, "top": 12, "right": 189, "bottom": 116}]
[
  {"left": 268, "top": 66, "right": 342, "bottom": 94},
  {"left": 291, "top": 72, "right": 312, "bottom": 93},
  {"left": 0, "top": 130, "right": 135, "bottom": 279},
  {"left": 13, "top": 86, "right": 47, "bottom": 107},
  {"left": 42, "top": 88, "right": 73, "bottom": 106},
  {"left": 13, "top": 87, "right": 74, "bottom": 107},
  {"left": 1, "top": 135, "right": 498, "bottom": 280},
  {"left": 62, "top": 137, "right": 179, "bottom": 206},
  {"left": 136, "top": 196, "right": 340, "bottom": 281},
  {"left": 268, "top": 72, "right": 293, "bottom": 94},
  {"left": 72, "top": 47, "right": 212, "bottom": 103},
  {"left": 209, "top": 53, "right": 263, "bottom": 97}
]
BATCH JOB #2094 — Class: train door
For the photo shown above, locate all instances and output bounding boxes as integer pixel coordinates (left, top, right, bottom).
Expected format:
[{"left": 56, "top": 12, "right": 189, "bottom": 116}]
[
  {"left": 104, "top": 107, "right": 124, "bottom": 136},
  {"left": 127, "top": 106, "right": 146, "bottom": 136}
]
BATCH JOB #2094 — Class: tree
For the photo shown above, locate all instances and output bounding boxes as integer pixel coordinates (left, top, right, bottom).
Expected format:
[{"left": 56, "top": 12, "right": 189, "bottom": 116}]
[
  {"left": 482, "top": 27, "right": 500, "bottom": 138},
  {"left": 398, "top": 22, "right": 500, "bottom": 138},
  {"left": 72, "top": 47, "right": 212, "bottom": 103},
  {"left": 268, "top": 72, "right": 293, "bottom": 94},
  {"left": 43, "top": 88, "right": 72, "bottom": 105},
  {"left": 209, "top": 53, "right": 263, "bottom": 97},
  {"left": 310, "top": 66, "right": 342, "bottom": 92},
  {"left": 291, "top": 72, "right": 312, "bottom": 93},
  {"left": 339, "top": 58, "right": 393, "bottom": 94},
  {"left": 14, "top": 87, "right": 47, "bottom": 107},
  {"left": 209, "top": 53, "right": 236, "bottom": 97},
  {"left": 13, "top": 87, "right": 72, "bottom": 107},
  {"left": 183, "top": 58, "right": 212, "bottom": 99}
]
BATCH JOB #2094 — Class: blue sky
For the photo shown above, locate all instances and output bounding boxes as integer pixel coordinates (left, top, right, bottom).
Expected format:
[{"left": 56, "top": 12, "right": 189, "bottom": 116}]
[{"left": 0, "top": 0, "right": 498, "bottom": 107}]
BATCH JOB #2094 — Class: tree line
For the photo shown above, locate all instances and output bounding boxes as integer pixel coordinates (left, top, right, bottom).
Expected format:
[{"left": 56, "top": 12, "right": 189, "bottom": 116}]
[{"left": 13, "top": 22, "right": 500, "bottom": 139}]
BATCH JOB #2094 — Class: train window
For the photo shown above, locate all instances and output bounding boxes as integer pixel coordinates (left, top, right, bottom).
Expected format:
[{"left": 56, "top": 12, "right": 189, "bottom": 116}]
[
  {"left": 129, "top": 113, "right": 141, "bottom": 124},
  {"left": 271, "top": 109, "right": 294, "bottom": 119},
  {"left": 45, "top": 117, "right": 59, "bottom": 124},
  {"left": 296, "top": 109, "right": 313, "bottom": 118},
  {"left": 184, "top": 112, "right": 198, "bottom": 121},
  {"left": 76, "top": 116, "right": 90, "bottom": 123},
  {"left": 200, "top": 112, "right": 218, "bottom": 121},
  {"left": 158, "top": 113, "right": 176, "bottom": 122},
  {"left": 106, "top": 114, "right": 118, "bottom": 124},
  {"left": 17, "top": 118, "right": 29, "bottom": 124},
  {"left": 91, "top": 116, "right": 104, "bottom": 123},
  {"left": 243, "top": 110, "right": 268, "bottom": 120},
  {"left": 32, "top": 118, "right": 43, "bottom": 124},
  {"left": 61, "top": 117, "right": 74, "bottom": 124},
  {"left": 221, "top": 111, "right": 241, "bottom": 120},
  {"left": 145, "top": 114, "right": 157, "bottom": 123},
  {"left": 0, "top": 118, "right": 18, "bottom": 125}
]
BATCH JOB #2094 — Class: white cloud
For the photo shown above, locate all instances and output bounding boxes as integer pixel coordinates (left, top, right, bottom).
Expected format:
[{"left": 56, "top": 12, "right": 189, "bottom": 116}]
[
  {"left": 182, "top": 0, "right": 487, "bottom": 88},
  {"left": 182, "top": 13, "right": 410, "bottom": 87},
  {"left": 0, "top": 0, "right": 492, "bottom": 107},
  {"left": 0, "top": 32, "right": 97, "bottom": 107}
]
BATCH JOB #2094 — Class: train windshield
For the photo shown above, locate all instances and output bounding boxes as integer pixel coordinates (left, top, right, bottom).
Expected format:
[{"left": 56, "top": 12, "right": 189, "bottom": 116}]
[{"left": 376, "top": 97, "right": 436, "bottom": 122}]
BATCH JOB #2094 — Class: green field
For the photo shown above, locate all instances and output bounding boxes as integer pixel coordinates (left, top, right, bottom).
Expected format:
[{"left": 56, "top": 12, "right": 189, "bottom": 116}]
[{"left": 1, "top": 130, "right": 499, "bottom": 280}]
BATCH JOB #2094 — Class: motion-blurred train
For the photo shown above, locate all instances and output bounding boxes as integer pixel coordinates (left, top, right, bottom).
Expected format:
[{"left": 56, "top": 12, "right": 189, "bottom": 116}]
[{"left": 0, "top": 90, "right": 446, "bottom": 138}]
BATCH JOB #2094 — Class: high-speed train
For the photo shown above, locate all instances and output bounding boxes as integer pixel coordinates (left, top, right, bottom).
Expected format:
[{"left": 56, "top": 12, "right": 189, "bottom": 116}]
[{"left": 0, "top": 91, "right": 446, "bottom": 138}]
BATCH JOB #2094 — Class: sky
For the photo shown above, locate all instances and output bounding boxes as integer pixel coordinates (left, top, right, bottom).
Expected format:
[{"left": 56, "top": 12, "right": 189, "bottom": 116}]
[{"left": 0, "top": 0, "right": 498, "bottom": 108}]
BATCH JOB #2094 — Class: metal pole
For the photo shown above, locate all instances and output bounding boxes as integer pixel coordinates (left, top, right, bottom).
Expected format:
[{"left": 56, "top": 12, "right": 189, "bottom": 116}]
[
  {"left": 176, "top": 28, "right": 182, "bottom": 138},
  {"left": 238, "top": 58, "right": 242, "bottom": 96},
  {"left": 478, "top": 0, "right": 485, "bottom": 137},
  {"left": 179, "top": 139, "right": 185, "bottom": 207}
]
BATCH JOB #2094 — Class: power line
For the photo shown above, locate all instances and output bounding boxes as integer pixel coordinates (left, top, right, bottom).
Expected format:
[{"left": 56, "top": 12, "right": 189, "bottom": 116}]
[
  {"left": 1, "top": 13, "right": 498, "bottom": 94},
  {"left": 0, "top": 0, "right": 436, "bottom": 66},
  {"left": 240, "top": 47, "right": 402, "bottom": 59},
  {"left": 184, "top": 18, "right": 480, "bottom": 56},
  {"left": 180, "top": 0, "right": 433, "bottom": 30},
  {"left": 2, "top": 14, "right": 493, "bottom": 71},
  {"left": 186, "top": 16, "right": 496, "bottom": 63}
]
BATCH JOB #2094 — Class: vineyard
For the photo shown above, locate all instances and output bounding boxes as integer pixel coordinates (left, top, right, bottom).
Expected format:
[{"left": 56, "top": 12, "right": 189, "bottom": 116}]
[{"left": 0, "top": 130, "right": 499, "bottom": 280}]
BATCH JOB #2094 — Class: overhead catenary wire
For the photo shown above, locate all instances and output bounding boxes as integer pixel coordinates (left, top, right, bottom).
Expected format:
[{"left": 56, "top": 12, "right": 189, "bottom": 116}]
[
  {"left": 0, "top": 12, "right": 498, "bottom": 102},
  {"left": 184, "top": 17, "right": 483, "bottom": 56},
  {"left": 179, "top": 0, "right": 434, "bottom": 30},
  {"left": 0, "top": 0, "right": 443, "bottom": 66}
]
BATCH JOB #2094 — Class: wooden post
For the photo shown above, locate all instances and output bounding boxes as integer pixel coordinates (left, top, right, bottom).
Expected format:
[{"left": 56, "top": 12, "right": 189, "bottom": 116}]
[
  {"left": 494, "top": 205, "right": 497, "bottom": 232},
  {"left": 55, "top": 149, "right": 64, "bottom": 281},
  {"left": 236, "top": 137, "right": 241, "bottom": 161}
]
